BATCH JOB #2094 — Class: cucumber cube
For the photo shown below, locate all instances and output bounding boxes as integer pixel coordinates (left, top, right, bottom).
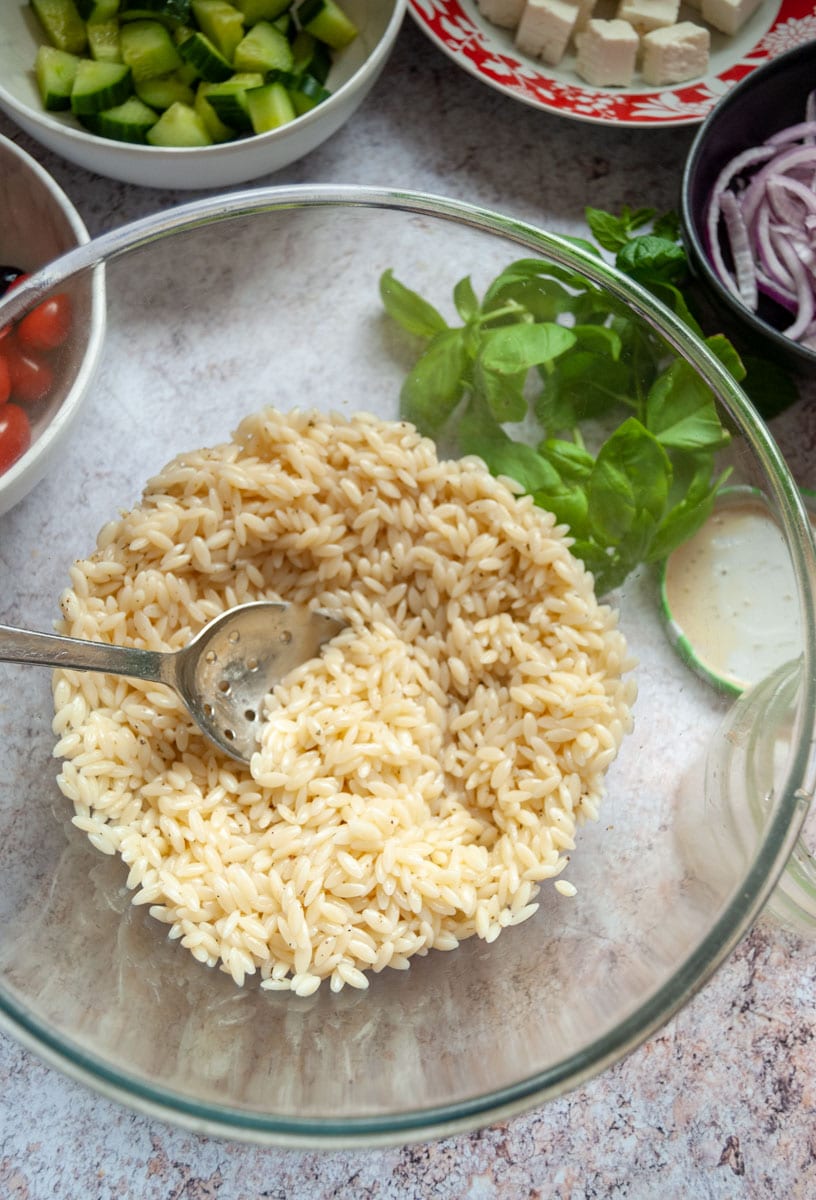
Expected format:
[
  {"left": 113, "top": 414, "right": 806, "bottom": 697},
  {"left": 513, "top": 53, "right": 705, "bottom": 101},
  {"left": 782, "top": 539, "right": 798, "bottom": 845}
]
[
  {"left": 76, "top": 0, "right": 120, "bottom": 17},
  {"left": 245, "top": 80, "right": 295, "bottom": 133},
  {"left": 146, "top": 99, "right": 213, "bottom": 144},
  {"left": 233, "top": 21, "right": 293, "bottom": 73},
  {"left": 298, "top": 0, "right": 357, "bottom": 50},
  {"left": 82, "top": 95, "right": 159, "bottom": 141},
  {"left": 202, "top": 71, "right": 262, "bottom": 129},
  {"left": 120, "top": 19, "right": 183, "bottom": 79},
  {"left": 119, "top": 0, "right": 192, "bottom": 24},
  {"left": 233, "top": 0, "right": 289, "bottom": 23},
  {"left": 31, "top": 0, "right": 88, "bottom": 54},
  {"left": 35, "top": 45, "right": 81, "bottom": 111},
  {"left": 194, "top": 83, "right": 235, "bottom": 141},
  {"left": 135, "top": 71, "right": 195, "bottom": 108},
  {"left": 87, "top": 19, "right": 122, "bottom": 62},
  {"left": 191, "top": 0, "right": 246, "bottom": 61},
  {"left": 70, "top": 58, "right": 133, "bottom": 114}
]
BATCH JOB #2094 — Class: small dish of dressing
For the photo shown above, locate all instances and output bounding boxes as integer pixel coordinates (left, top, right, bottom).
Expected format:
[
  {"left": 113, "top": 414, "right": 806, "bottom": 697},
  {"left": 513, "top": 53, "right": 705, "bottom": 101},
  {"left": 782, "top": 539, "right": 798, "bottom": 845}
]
[{"left": 659, "top": 486, "right": 815, "bottom": 695}]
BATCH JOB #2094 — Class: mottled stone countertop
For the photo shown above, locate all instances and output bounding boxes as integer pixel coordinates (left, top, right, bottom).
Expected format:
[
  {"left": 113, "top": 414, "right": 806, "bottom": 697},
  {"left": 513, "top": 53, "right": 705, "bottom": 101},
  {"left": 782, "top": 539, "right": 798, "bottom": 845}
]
[{"left": 2, "top": 16, "right": 816, "bottom": 1199}]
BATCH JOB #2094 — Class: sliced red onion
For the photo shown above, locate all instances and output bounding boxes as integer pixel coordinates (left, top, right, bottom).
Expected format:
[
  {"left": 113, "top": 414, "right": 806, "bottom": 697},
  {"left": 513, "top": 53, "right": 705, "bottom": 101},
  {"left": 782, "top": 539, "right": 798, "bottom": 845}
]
[{"left": 705, "top": 90, "right": 816, "bottom": 347}]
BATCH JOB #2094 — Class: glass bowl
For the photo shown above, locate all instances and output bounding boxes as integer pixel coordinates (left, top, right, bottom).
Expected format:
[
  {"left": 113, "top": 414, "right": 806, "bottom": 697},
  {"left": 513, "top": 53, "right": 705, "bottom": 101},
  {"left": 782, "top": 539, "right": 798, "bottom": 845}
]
[{"left": 0, "top": 186, "right": 814, "bottom": 1147}]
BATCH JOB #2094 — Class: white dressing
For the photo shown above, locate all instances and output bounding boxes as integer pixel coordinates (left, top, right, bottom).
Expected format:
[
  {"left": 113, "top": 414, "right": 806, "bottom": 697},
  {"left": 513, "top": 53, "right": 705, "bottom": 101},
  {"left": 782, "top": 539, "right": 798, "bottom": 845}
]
[{"left": 662, "top": 495, "right": 805, "bottom": 692}]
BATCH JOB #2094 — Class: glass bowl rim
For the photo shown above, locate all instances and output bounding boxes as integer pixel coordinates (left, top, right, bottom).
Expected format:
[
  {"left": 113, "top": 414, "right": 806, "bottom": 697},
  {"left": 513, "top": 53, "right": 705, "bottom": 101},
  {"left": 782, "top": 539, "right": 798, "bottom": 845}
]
[{"left": 1, "top": 183, "right": 815, "bottom": 1147}]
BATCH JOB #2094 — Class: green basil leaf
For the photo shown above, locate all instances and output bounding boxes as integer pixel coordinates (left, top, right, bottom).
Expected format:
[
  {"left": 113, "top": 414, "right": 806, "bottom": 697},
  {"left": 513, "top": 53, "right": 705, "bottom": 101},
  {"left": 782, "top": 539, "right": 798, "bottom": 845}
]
[
  {"left": 456, "top": 396, "right": 557, "bottom": 491},
  {"left": 537, "top": 437, "right": 595, "bottom": 482},
  {"left": 650, "top": 282, "right": 703, "bottom": 336},
  {"left": 482, "top": 258, "right": 593, "bottom": 307},
  {"left": 570, "top": 323, "right": 623, "bottom": 360},
  {"left": 616, "top": 236, "right": 687, "bottom": 287},
  {"left": 484, "top": 278, "right": 575, "bottom": 323},
  {"left": 399, "top": 329, "right": 466, "bottom": 434},
  {"left": 533, "top": 483, "right": 591, "bottom": 538},
  {"left": 474, "top": 360, "right": 528, "bottom": 423},
  {"left": 585, "top": 205, "right": 655, "bottom": 252},
  {"left": 647, "top": 468, "right": 731, "bottom": 562},
  {"left": 705, "top": 332, "right": 746, "bottom": 382},
  {"left": 587, "top": 418, "right": 671, "bottom": 545},
  {"left": 380, "top": 269, "right": 449, "bottom": 339},
  {"left": 646, "top": 360, "right": 731, "bottom": 452},
  {"left": 652, "top": 210, "right": 681, "bottom": 241},
  {"left": 453, "top": 275, "right": 480, "bottom": 323},
  {"left": 479, "top": 322, "right": 576, "bottom": 374}
]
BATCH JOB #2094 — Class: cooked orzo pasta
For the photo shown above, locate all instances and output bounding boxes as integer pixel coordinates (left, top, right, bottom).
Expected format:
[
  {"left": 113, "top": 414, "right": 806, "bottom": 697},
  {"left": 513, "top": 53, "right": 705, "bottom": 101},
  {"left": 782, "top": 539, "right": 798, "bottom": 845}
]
[{"left": 52, "top": 408, "right": 635, "bottom": 995}]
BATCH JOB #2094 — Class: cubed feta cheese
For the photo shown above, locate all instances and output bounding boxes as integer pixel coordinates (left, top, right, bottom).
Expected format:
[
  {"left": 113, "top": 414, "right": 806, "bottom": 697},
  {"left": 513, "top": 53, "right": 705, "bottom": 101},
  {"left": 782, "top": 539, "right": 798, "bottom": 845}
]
[
  {"left": 573, "top": 0, "right": 598, "bottom": 30},
  {"left": 516, "top": 0, "right": 580, "bottom": 65},
  {"left": 616, "top": 0, "right": 679, "bottom": 35},
  {"left": 701, "top": 0, "right": 763, "bottom": 35},
  {"left": 641, "top": 21, "right": 710, "bottom": 85},
  {"left": 476, "top": 0, "right": 527, "bottom": 30},
  {"left": 574, "top": 18, "right": 638, "bottom": 87}
]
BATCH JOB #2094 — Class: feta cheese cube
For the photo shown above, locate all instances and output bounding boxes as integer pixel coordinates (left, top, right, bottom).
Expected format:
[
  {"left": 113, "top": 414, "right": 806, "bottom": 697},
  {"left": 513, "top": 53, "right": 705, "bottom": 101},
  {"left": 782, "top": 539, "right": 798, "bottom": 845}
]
[
  {"left": 641, "top": 21, "right": 710, "bottom": 85},
  {"left": 476, "top": 0, "right": 527, "bottom": 30},
  {"left": 574, "top": 0, "right": 598, "bottom": 30},
  {"left": 616, "top": 0, "right": 679, "bottom": 35},
  {"left": 515, "top": 0, "right": 580, "bottom": 65},
  {"left": 574, "top": 18, "right": 638, "bottom": 87},
  {"left": 701, "top": 0, "right": 763, "bottom": 35}
]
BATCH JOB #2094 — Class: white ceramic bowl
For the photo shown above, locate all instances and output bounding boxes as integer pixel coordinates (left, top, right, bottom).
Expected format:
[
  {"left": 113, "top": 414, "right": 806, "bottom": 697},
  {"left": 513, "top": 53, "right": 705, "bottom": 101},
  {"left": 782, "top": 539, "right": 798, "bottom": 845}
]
[
  {"left": 0, "top": 133, "right": 105, "bottom": 517},
  {"left": 0, "top": 1, "right": 405, "bottom": 190}
]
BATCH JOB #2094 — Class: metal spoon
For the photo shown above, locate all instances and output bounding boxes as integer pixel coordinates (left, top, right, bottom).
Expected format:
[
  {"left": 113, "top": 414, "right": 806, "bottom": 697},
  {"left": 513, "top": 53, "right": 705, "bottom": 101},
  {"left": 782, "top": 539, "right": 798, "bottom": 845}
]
[{"left": 0, "top": 601, "right": 347, "bottom": 765}]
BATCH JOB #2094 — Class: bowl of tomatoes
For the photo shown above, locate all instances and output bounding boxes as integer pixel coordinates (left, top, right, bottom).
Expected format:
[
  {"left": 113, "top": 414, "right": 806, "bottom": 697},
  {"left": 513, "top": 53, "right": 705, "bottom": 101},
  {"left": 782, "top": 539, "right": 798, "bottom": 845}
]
[{"left": 0, "top": 132, "right": 105, "bottom": 516}]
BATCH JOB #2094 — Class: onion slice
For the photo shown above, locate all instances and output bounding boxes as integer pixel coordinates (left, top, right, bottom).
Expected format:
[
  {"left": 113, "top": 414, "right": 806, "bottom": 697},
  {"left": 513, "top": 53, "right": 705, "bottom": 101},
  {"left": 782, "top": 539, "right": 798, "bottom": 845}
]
[{"left": 705, "top": 90, "right": 816, "bottom": 347}]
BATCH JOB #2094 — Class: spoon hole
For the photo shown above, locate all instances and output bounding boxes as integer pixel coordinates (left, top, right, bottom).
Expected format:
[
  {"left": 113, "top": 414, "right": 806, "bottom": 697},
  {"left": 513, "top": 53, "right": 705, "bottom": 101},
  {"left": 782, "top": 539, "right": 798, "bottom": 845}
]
[
  {"left": 228, "top": 630, "right": 240, "bottom": 643},
  {"left": 246, "top": 657, "right": 258, "bottom": 671},
  {"left": 224, "top": 728, "right": 235, "bottom": 741},
  {"left": 280, "top": 630, "right": 293, "bottom": 645},
  {"left": 203, "top": 703, "right": 214, "bottom": 717},
  {"left": 205, "top": 650, "right": 217, "bottom": 664},
  {"left": 244, "top": 708, "right": 256, "bottom": 721},
  {"left": 218, "top": 680, "right": 231, "bottom": 694}
]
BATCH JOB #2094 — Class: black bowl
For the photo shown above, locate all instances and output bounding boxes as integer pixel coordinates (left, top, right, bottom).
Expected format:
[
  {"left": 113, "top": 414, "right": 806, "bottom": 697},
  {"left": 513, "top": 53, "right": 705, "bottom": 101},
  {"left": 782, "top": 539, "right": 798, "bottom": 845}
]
[{"left": 681, "top": 40, "right": 816, "bottom": 376}]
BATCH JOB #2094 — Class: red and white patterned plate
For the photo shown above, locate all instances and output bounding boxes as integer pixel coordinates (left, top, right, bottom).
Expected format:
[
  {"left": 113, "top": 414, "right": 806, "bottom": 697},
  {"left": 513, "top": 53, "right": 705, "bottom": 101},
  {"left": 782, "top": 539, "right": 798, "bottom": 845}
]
[{"left": 407, "top": 0, "right": 816, "bottom": 126}]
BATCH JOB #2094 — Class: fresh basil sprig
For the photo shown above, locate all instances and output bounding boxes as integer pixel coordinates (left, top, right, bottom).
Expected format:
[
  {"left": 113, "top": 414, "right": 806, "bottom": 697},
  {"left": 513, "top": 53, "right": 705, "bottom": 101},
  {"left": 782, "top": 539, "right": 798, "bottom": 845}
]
[{"left": 379, "top": 207, "right": 776, "bottom": 594}]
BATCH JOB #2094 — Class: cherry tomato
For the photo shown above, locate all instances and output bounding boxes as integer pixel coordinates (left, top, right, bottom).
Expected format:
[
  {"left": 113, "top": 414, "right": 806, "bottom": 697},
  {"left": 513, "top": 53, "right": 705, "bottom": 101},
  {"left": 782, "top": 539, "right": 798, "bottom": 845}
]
[
  {"left": 16, "top": 294, "right": 72, "bottom": 351},
  {"left": 0, "top": 403, "right": 31, "bottom": 473},
  {"left": 5, "top": 340, "right": 53, "bottom": 404},
  {"left": 0, "top": 353, "right": 10, "bottom": 406}
]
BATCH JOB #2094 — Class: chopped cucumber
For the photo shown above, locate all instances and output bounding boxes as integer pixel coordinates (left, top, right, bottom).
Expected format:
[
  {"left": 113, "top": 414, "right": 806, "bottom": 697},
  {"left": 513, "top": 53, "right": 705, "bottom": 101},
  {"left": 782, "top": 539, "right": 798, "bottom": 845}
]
[
  {"left": 191, "top": 0, "right": 245, "bottom": 60},
  {"left": 194, "top": 82, "right": 234, "bottom": 140},
  {"left": 120, "top": 19, "right": 183, "bottom": 78},
  {"left": 288, "top": 70, "right": 329, "bottom": 115},
  {"left": 245, "top": 79, "right": 294, "bottom": 133},
  {"left": 290, "top": 30, "right": 330, "bottom": 83},
  {"left": 203, "top": 71, "right": 262, "bottom": 129},
  {"left": 135, "top": 70, "right": 194, "bottom": 107},
  {"left": 146, "top": 99, "right": 213, "bottom": 144},
  {"left": 177, "top": 30, "right": 234, "bottom": 80},
  {"left": 233, "top": 0, "right": 288, "bottom": 23},
  {"left": 35, "top": 45, "right": 81, "bottom": 110},
  {"left": 31, "top": 0, "right": 88, "bottom": 54},
  {"left": 81, "top": 94, "right": 158, "bottom": 140},
  {"left": 87, "top": 18, "right": 122, "bottom": 61},
  {"left": 119, "top": 0, "right": 191, "bottom": 23},
  {"left": 233, "top": 20, "right": 293, "bottom": 73},
  {"left": 297, "top": 0, "right": 357, "bottom": 50},
  {"left": 76, "top": 0, "right": 119, "bottom": 18},
  {"left": 70, "top": 58, "right": 133, "bottom": 113},
  {"left": 28, "top": 0, "right": 355, "bottom": 147}
]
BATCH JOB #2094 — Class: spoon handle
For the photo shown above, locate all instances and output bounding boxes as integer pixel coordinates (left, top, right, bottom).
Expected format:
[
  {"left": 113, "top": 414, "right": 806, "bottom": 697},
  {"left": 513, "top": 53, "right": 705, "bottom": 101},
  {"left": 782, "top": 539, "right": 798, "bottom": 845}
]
[{"left": 0, "top": 623, "right": 167, "bottom": 683}]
